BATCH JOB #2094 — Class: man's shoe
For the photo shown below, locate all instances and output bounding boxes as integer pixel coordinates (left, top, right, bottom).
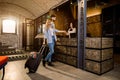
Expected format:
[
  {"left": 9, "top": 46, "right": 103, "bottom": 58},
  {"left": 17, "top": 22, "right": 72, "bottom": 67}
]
[
  {"left": 28, "top": 70, "right": 35, "bottom": 73},
  {"left": 42, "top": 60, "right": 46, "bottom": 67},
  {"left": 47, "top": 62, "right": 54, "bottom": 66}
]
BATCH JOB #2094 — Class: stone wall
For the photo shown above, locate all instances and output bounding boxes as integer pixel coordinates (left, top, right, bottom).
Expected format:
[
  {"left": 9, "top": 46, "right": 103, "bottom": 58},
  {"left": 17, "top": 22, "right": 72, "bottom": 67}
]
[
  {"left": 0, "top": 10, "right": 25, "bottom": 49},
  {"left": 0, "top": 34, "right": 18, "bottom": 47}
]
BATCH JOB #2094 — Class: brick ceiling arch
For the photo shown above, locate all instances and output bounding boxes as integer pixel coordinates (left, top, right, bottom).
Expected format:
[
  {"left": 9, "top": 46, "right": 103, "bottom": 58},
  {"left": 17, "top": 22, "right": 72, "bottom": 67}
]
[{"left": 0, "top": 0, "right": 68, "bottom": 19}]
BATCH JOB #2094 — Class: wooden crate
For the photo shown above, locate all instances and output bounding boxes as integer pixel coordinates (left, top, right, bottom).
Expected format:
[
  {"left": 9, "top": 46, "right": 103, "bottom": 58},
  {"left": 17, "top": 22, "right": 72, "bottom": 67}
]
[
  {"left": 86, "top": 37, "right": 113, "bottom": 48},
  {"left": 87, "top": 15, "right": 101, "bottom": 24},
  {"left": 67, "top": 38, "right": 77, "bottom": 46},
  {"left": 66, "top": 56, "right": 77, "bottom": 66},
  {"left": 87, "top": 22, "right": 102, "bottom": 37},
  {"left": 55, "top": 38, "right": 77, "bottom": 67},
  {"left": 85, "top": 59, "right": 113, "bottom": 74},
  {"left": 54, "top": 53, "right": 67, "bottom": 62},
  {"left": 56, "top": 40, "right": 62, "bottom": 45},
  {"left": 55, "top": 46, "right": 66, "bottom": 54},
  {"left": 86, "top": 49, "right": 113, "bottom": 61},
  {"left": 67, "top": 47, "right": 77, "bottom": 57},
  {"left": 57, "top": 38, "right": 77, "bottom": 46},
  {"left": 87, "top": 15, "right": 101, "bottom": 37},
  {"left": 59, "top": 38, "right": 68, "bottom": 45}
]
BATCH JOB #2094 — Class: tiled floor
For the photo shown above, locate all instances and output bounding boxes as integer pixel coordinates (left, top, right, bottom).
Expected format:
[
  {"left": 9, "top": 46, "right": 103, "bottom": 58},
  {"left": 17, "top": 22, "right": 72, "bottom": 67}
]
[{"left": 1, "top": 60, "right": 120, "bottom": 80}]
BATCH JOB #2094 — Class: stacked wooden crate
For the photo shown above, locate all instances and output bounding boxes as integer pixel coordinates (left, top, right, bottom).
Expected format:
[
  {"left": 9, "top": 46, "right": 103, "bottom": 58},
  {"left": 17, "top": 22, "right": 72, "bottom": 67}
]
[
  {"left": 55, "top": 38, "right": 77, "bottom": 67},
  {"left": 85, "top": 37, "right": 113, "bottom": 75},
  {"left": 87, "top": 15, "right": 102, "bottom": 37}
]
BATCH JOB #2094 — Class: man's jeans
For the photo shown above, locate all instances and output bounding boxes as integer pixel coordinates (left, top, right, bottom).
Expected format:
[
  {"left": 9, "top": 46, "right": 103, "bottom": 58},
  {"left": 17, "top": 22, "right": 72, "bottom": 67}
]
[{"left": 45, "top": 36, "right": 55, "bottom": 62}]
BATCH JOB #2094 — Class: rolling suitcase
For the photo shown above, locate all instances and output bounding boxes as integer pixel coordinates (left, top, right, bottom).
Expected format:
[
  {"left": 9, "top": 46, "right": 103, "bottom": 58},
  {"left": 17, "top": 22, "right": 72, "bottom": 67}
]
[{"left": 25, "top": 44, "right": 46, "bottom": 73}]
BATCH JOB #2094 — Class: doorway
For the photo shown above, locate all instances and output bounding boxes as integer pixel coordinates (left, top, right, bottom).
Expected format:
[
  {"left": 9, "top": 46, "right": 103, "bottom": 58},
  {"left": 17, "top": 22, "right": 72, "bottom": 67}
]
[{"left": 22, "top": 19, "right": 35, "bottom": 51}]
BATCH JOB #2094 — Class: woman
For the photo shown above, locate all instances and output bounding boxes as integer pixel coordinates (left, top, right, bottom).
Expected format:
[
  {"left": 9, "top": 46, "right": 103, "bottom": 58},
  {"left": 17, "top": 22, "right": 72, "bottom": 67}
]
[
  {"left": 67, "top": 22, "right": 76, "bottom": 38},
  {"left": 43, "top": 16, "right": 66, "bottom": 67}
]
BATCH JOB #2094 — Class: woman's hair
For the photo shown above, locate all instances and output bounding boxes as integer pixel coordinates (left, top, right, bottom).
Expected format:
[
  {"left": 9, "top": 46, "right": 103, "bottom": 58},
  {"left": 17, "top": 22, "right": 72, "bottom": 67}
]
[
  {"left": 45, "top": 18, "right": 52, "bottom": 30},
  {"left": 70, "top": 22, "right": 75, "bottom": 28}
]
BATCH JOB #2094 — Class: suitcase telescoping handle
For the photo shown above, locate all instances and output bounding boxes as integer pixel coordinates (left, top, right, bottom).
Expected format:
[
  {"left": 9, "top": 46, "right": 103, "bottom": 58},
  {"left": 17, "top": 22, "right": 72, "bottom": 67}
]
[{"left": 38, "top": 44, "right": 46, "bottom": 55}]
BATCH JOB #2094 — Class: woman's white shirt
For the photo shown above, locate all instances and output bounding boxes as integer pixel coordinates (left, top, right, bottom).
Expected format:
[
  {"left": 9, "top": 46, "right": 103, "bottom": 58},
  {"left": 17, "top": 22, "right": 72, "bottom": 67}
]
[
  {"left": 68, "top": 28, "right": 76, "bottom": 34},
  {"left": 49, "top": 27, "right": 54, "bottom": 36}
]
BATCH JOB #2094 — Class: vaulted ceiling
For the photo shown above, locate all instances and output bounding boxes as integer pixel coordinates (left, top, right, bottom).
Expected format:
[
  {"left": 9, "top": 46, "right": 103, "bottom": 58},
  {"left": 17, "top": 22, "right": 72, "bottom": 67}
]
[{"left": 0, "top": 0, "right": 68, "bottom": 19}]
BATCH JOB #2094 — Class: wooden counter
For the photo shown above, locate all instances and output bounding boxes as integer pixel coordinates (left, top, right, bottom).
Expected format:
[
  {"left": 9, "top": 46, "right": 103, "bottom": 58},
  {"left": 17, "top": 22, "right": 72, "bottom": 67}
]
[
  {"left": 55, "top": 38, "right": 77, "bottom": 67},
  {"left": 85, "top": 37, "right": 113, "bottom": 75}
]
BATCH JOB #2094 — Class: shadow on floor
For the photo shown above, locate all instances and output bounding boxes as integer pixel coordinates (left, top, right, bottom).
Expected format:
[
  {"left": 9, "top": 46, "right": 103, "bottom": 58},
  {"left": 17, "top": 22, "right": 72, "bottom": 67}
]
[
  {"left": 45, "top": 67, "right": 80, "bottom": 79},
  {"left": 27, "top": 73, "right": 52, "bottom": 80}
]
